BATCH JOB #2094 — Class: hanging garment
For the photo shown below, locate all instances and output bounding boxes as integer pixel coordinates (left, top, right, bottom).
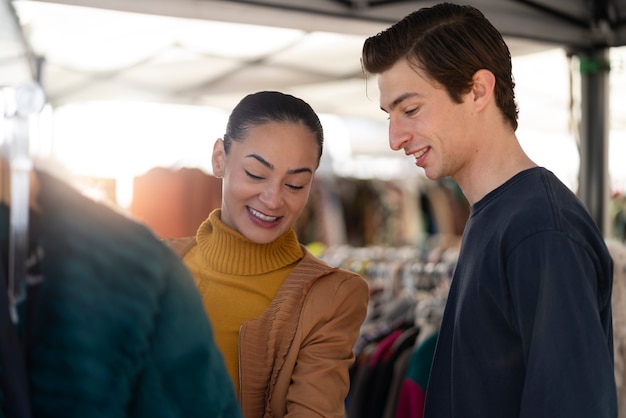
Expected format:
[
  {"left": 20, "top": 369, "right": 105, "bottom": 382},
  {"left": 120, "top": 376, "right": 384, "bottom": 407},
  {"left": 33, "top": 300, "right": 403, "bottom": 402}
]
[
  {"left": 0, "top": 249, "right": 31, "bottom": 418},
  {"left": 606, "top": 238, "right": 626, "bottom": 418},
  {"left": 395, "top": 330, "right": 438, "bottom": 418},
  {"left": 0, "top": 169, "right": 241, "bottom": 418}
]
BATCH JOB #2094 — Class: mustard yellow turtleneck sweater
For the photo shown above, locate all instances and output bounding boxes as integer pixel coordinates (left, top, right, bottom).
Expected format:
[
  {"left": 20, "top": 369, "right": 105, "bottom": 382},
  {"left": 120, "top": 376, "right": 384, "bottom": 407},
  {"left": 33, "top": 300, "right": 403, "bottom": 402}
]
[{"left": 183, "top": 209, "right": 304, "bottom": 396}]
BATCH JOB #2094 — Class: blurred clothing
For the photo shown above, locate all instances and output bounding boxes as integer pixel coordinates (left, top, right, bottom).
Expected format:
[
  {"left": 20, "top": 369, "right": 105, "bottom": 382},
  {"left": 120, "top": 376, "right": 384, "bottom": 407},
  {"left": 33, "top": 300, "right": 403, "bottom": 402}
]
[{"left": 0, "top": 169, "right": 241, "bottom": 418}]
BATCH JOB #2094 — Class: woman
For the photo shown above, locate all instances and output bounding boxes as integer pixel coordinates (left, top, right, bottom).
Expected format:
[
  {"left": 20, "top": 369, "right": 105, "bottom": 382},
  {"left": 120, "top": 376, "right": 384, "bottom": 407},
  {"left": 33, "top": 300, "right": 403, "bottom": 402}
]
[{"left": 167, "top": 91, "right": 369, "bottom": 418}]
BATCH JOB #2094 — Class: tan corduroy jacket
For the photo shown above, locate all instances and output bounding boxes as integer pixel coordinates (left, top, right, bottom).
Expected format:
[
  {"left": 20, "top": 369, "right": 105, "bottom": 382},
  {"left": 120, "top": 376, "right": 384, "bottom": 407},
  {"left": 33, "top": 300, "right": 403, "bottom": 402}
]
[{"left": 167, "top": 237, "right": 370, "bottom": 418}]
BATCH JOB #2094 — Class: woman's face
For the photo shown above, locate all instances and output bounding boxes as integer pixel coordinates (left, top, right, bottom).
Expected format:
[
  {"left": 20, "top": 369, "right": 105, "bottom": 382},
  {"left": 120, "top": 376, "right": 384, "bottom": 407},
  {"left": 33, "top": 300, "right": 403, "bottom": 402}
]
[{"left": 212, "top": 121, "right": 320, "bottom": 244}]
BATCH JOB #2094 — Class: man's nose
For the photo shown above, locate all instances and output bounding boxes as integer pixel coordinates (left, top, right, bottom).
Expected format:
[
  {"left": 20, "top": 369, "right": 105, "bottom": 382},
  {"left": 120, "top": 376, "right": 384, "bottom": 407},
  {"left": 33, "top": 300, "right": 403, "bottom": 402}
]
[{"left": 388, "top": 119, "right": 410, "bottom": 152}]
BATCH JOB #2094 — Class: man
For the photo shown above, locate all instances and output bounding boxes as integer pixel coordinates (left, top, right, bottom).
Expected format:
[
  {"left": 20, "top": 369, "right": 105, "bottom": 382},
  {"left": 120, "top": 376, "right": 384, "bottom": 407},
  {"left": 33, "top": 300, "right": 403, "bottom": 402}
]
[{"left": 361, "top": 3, "right": 617, "bottom": 417}]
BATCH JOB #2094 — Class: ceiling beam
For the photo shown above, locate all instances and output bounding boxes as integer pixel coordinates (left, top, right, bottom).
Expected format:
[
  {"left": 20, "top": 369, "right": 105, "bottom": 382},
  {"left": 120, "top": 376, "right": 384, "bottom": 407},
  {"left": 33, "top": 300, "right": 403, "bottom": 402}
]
[{"left": 18, "top": 0, "right": 388, "bottom": 35}]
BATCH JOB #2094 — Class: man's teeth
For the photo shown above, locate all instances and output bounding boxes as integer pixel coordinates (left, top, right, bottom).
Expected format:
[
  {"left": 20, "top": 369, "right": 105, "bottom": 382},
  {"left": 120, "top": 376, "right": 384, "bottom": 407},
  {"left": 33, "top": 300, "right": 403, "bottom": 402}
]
[
  {"left": 413, "top": 148, "right": 427, "bottom": 159},
  {"left": 250, "top": 208, "right": 278, "bottom": 222}
]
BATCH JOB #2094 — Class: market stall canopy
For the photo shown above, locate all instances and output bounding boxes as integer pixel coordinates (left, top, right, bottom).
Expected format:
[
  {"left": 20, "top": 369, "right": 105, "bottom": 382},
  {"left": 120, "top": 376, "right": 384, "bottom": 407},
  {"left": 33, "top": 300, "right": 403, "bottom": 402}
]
[
  {"left": 2, "top": 0, "right": 625, "bottom": 233},
  {"left": 6, "top": 0, "right": 621, "bottom": 121}
]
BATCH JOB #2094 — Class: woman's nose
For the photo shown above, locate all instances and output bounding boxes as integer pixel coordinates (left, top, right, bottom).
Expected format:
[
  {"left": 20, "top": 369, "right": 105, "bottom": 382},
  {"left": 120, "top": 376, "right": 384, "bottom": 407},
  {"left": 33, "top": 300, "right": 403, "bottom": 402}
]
[{"left": 259, "top": 183, "right": 283, "bottom": 208}]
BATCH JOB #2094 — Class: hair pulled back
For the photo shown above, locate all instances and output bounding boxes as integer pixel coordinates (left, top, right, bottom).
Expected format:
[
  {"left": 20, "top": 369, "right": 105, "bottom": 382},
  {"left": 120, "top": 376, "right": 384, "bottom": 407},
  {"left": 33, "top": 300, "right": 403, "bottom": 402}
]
[{"left": 223, "top": 91, "right": 324, "bottom": 165}]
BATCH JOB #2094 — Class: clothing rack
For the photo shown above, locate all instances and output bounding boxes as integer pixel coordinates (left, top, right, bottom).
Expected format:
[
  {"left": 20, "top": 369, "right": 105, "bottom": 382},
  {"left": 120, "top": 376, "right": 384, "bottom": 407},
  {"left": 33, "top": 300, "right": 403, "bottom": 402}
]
[
  {"left": 320, "top": 243, "right": 455, "bottom": 349},
  {"left": 320, "top": 244, "right": 457, "bottom": 300},
  {"left": 322, "top": 245, "right": 457, "bottom": 418},
  {"left": 1, "top": 82, "right": 45, "bottom": 324}
]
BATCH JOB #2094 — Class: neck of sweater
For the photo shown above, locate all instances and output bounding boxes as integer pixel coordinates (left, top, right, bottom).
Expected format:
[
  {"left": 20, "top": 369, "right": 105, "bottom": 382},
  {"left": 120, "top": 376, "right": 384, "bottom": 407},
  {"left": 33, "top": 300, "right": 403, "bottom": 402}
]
[{"left": 195, "top": 209, "right": 303, "bottom": 276}]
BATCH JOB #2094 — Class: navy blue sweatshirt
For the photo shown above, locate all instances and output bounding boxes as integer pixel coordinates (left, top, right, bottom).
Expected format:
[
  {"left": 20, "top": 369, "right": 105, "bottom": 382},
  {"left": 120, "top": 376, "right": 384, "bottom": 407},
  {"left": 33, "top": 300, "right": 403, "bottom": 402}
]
[{"left": 424, "top": 167, "right": 617, "bottom": 418}]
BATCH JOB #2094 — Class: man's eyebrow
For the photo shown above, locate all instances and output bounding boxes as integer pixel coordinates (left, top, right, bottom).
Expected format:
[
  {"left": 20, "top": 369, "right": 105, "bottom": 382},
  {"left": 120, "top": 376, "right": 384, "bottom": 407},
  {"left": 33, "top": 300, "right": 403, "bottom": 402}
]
[
  {"left": 383, "top": 92, "right": 421, "bottom": 112},
  {"left": 246, "top": 154, "right": 313, "bottom": 175}
]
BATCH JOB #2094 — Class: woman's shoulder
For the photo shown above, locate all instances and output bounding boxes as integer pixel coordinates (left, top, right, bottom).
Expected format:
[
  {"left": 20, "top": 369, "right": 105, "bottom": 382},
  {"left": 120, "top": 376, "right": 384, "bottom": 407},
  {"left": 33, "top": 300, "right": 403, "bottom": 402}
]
[
  {"left": 162, "top": 236, "right": 196, "bottom": 258},
  {"left": 298, "top": 246, "right": 356, "bottom": 277},
  {"left": 296, "top": 246, "right": 369, "bottom": 293}
]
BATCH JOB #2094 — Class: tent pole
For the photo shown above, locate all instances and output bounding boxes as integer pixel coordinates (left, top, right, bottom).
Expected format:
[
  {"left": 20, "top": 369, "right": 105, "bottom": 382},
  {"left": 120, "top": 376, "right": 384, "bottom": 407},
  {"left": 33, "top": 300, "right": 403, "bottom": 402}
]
[{"left": 576, "top": 46, "right": 611, "bottom": 237}]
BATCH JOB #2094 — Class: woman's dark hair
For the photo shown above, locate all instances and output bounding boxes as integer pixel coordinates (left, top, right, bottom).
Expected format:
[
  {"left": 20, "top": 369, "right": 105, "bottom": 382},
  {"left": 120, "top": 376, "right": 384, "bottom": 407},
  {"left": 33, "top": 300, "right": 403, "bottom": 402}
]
[
  {"left": 223, "top": 91, "right": 324, "bottom": 166},
  {"left": 361, "top": 2, "right": 518, "bottom": 131}
]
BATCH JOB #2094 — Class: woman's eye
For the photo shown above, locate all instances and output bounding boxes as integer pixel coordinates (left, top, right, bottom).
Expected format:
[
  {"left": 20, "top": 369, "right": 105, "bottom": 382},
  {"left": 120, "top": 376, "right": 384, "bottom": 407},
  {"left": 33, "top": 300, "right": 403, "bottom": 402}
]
[
  {"left": 286, "top": 184, "right": 304, "bottom": 191},
  {"left": 245, "top": 170, "right": 263, "bottom": 180}
]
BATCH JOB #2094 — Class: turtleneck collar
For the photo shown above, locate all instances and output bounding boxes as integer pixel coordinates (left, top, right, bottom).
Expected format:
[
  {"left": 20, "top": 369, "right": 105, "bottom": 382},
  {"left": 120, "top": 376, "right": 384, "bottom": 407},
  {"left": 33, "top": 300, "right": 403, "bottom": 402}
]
[{"left": 194, "top": 209, "right": 303, "bottom": 276}]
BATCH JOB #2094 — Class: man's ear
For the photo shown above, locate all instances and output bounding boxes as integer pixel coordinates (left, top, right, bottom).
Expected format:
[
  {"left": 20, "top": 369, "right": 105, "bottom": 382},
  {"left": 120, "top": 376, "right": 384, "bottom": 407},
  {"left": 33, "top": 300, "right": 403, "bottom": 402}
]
[
  {"left": 471, "top": 69, "right": 496, "bottom": 111},
  {"left": 212, "top": 138, "right": 226, "bottom": 178}
]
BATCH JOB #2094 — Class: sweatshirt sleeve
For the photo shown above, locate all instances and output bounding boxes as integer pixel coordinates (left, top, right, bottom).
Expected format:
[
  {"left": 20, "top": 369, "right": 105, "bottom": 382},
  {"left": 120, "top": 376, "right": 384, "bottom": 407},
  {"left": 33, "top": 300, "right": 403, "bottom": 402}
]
[{"left": 507, "top": 230, "right": 616, "bottom": 418}]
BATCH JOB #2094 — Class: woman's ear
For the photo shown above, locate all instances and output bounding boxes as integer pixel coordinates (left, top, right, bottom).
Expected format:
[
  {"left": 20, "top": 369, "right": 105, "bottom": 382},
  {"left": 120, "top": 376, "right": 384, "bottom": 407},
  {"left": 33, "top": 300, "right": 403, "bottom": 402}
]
[
  {"left": 212, "top": 138, "right": 226, "bottom": 178},
  {"left": 471, "top": 69, "right": 495, "bottom": 111}
]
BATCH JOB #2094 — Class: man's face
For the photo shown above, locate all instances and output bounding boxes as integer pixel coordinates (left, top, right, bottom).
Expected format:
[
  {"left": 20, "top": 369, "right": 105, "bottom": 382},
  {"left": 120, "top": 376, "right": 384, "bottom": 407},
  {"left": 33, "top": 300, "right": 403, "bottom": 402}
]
[{"left": 377, "top": 58, "right": 475, "bottom": 181}]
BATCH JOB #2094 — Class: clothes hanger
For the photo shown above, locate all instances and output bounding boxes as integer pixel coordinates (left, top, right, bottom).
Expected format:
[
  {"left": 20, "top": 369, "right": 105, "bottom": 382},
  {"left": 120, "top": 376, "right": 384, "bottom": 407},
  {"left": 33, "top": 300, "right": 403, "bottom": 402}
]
[{"left": 1, "top": 83, "right": 45, "bottom": 324}]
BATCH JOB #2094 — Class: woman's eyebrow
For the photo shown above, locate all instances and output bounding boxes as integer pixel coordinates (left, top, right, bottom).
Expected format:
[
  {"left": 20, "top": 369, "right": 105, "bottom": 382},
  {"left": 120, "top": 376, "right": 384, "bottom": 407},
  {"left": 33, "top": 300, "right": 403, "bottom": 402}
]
[
  {"left": 289, "top": 167, "right": 313, "bottom": 175},
  {"left": 246, "top": 153, "right": 272, "bottom": 169},
  {"left": 246, "top": 154, "right": 313, "bottom": 175}
]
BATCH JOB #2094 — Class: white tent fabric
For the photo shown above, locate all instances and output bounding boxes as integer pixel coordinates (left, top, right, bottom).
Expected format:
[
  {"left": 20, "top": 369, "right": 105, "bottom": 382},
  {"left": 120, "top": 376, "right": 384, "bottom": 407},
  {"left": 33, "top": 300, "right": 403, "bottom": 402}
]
[{"left": 2, "top": 0, "right": 626, "bottom": 232}]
